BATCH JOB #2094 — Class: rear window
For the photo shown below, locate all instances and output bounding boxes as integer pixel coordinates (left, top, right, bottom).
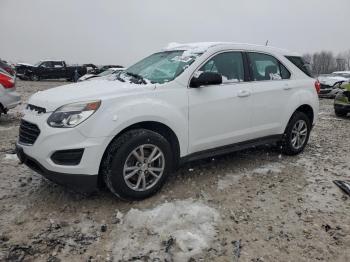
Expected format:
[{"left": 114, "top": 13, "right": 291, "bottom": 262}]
[{"left": 285, "top": 56, "right": 312, "bottom": 77}]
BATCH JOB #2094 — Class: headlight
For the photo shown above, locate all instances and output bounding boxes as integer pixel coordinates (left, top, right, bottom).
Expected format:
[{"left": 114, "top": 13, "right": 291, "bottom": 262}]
[{"left": 47, "top": 100, "right": 101, "bottom": 128}]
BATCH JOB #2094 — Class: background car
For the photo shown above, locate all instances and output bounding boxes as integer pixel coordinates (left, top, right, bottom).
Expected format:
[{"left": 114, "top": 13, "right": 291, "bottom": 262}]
[
  {"left": 0, "top": 59, "right": 16, "bottom": 76},
  {"left": 79, "top": 65, "right": 124, "bottom": 81},
  {"left": 334, "top": 82, "right": 350, "bottom": 117},
  {"left": 0, "top": 68, "right": 20, "bottom": 116},
  {"left": 318, "top": 72, "right": 349, "bottom": 98},
  {"left": 87, "top": 67, "right": 125, "bottom": 81},
  {"left": 15, "top": 60, "right": 88, "bottom": 81}
]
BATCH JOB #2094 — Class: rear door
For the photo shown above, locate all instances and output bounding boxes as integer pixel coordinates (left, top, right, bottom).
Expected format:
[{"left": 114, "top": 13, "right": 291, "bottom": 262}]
[
  {"left": 246, "top": 52, "right": 294, "bottom": 138},
  {"left": 188, "top": 51, "right": 254, "bottom": 153}
]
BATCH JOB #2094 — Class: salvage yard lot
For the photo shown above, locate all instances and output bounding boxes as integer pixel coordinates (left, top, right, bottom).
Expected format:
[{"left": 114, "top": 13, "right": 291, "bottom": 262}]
[{"left": 1, "top": 80, "right": 350, "bottom": 261}]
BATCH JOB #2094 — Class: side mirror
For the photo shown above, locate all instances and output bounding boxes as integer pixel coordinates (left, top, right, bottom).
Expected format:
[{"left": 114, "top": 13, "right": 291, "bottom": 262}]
[{"left": 190, "top": 72, "right": 222, "bottom": 88}]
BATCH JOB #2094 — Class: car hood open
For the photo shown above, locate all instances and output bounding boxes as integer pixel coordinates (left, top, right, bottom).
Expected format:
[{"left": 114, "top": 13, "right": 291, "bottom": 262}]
[{"left": 28, "top": 80, "right": 156, "bottom": 112}]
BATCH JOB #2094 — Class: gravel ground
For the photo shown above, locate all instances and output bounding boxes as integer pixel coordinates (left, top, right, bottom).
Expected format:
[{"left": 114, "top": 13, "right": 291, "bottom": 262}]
[{"left": 0, "top": 80, "right": 350, "bottom": 262}]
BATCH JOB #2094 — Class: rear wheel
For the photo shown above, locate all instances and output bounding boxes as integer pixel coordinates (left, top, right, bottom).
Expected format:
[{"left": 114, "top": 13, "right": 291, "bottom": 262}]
[
  {"left": 101, "top": 129, "right": 173, "bottom": 200},
  {"left": 281, "top": 111, "right": 311, "bottom": 155}
]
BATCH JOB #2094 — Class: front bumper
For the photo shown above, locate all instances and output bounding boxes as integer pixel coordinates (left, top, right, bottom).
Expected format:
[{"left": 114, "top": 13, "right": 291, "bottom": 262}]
[
  {"left": 334, "top": 103, "right": 350, "bottom": 112},
  {"left": 16, "top": 144, "right": 98, "bottom": 193},
  {"left": 16, "top": 112, "right": 113, "bottom": 192}
]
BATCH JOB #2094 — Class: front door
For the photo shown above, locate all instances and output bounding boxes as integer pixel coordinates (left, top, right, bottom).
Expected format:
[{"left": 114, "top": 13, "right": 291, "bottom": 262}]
[{"left": 188, "top": 51, "right": 253, "bottom": 153}]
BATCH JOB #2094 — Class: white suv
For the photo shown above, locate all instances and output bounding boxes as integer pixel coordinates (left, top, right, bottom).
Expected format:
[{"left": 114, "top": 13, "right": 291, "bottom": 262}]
[{"left": 16, "top": 42, "right": 319, "bottom": 200}]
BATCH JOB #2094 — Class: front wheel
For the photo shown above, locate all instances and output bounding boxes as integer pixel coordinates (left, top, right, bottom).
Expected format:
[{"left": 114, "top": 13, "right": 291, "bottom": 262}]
[
  {"left": 101, "top": 129, "right": 173, "bottom": 201},
  {"left": 281, "top": 112, "right": 311, "bottom": 155}
]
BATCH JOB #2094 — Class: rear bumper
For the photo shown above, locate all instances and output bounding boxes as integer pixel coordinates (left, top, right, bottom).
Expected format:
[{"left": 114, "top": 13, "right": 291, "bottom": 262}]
[
  {"left": 0, "top": 91, "right": 21, "bottom": 110},
  {"left": 16, "top": 144, "right": 98, "bottom": 193}
]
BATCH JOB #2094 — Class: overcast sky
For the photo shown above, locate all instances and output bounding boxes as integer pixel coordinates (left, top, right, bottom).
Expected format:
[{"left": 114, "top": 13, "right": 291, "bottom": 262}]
[{"left": 1, "top": 0, "right": 349, "bottom": 66}]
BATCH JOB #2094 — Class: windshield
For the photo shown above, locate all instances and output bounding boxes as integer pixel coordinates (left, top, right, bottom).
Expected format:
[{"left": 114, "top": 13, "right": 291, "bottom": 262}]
[{"left": 121, "top": 50, "right": 201, "bottom": 84}]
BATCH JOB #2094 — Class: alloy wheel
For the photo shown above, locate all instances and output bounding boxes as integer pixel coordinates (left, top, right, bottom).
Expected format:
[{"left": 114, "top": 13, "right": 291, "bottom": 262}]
[
  {"left": 123, "top": 144, "right": 165, "bottom": 191},
  {"left": 291, "top": 120, "right": 308, "bottom": 150}
]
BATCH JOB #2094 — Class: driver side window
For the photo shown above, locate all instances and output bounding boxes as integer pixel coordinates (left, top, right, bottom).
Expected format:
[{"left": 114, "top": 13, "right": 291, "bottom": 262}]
[
  {"left": 41, "top": 61, "right": 53, "bottom": 68},
  {"left": 199, "top": 52, "right": 245, "bottom": 83}
]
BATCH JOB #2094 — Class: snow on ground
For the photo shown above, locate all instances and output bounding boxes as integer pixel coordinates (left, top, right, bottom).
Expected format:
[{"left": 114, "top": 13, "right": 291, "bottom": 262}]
[
  {"left": 251, "top": 163, "right": 284, "bottom": 175},
  {"left": 4, "top": 154, "right": 19, "bottom": 161},
  {"left": 217, "top": 162, "right": 285, "bottom": 190},
  {"left": 109, "top": 199, "right": 220, "bottom": 261}
]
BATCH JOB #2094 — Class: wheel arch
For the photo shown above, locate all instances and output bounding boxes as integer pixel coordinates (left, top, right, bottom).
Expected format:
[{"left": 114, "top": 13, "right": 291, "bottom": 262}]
[
  {"left": 97, "top": 121, "right": 181, "bottom": 187},
  {"left": 283, "top": 103, "right": 314, "bottom": 134},
  {"left": 294, "top": 104, "right": 314, "bottom": 124}
]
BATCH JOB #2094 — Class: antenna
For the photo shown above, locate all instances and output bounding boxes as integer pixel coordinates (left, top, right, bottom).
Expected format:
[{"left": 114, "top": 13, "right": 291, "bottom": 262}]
[{"left": 265, "top": 40, "right": 269, "bottom": 46}]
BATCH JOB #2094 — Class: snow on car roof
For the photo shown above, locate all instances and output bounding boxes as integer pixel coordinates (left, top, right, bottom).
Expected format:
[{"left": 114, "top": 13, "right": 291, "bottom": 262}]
[{"left": 163, "top": 42, "right": 298, "bottom": 56}]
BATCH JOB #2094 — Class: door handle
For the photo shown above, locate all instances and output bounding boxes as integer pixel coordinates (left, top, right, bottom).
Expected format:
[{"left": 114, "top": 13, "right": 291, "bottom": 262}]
[{"left": 237, "top": 90, "right": 251, "bottom": 97}]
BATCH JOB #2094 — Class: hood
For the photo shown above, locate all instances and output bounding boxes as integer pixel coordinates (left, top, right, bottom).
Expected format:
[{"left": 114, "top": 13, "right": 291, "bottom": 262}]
[
  {"left": 318, "top": 75, "right": 347, "bottom": 86},
  {"left": 16, "top": 63, "right": 35, "bottom": 67},
  {"left": 28, "top": 80, "right": 155, "bottom": 112}
]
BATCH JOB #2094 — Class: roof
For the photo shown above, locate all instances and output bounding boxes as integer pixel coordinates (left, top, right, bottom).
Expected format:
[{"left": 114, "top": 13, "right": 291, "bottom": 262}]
[{"left": 163, "top": 42, "right": 299, "bottom": 56}]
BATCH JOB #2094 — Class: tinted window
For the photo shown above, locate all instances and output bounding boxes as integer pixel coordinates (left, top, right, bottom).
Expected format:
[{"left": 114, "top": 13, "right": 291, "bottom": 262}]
[
  {"left": 41, "top": 61, "right": 53, "bottom": 68},
  {"left": 200, "top": 52, "right": 244, "bottom": 83},
  {"left": 285, "top": 56, "right": 312, "bottom": 77},
  {"left": 248, "top": 53, "right": 290, "bottom": 81},
  {"left": 52, "top": 61, "right": 64, "bottom": 68},
  {"left": 280, "top": 63, "right": 291, "bottom": 79}
]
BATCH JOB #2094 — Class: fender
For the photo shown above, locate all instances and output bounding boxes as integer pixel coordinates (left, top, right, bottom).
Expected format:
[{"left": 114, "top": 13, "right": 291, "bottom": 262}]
[
  {"left": 78, "top": 89, "right": 189, "bottom": 157},
  {"left": 281, "top": 82, "right": 318, "bottom": 132}
]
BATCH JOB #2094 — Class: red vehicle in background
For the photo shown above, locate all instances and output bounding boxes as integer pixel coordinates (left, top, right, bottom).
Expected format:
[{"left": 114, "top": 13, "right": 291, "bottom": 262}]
[{"left": 0, "top": 65, "right": 20, "bottom": 116}]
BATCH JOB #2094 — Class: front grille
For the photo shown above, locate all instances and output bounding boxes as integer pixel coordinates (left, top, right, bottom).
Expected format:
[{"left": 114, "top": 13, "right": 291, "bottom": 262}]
[{"left": 19, "top": 120, "right": 40, "bottom": 145}]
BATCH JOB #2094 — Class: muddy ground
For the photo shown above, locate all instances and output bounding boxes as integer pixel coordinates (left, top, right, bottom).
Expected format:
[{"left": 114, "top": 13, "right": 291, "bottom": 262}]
[{"left": 0, "top": 80, "right": 350, "bottom": 262}]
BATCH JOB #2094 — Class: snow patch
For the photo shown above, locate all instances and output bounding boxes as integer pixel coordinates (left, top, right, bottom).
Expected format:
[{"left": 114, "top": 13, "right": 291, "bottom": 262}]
[
  {"left": 110, "top": 200, "right": 220, "bottom": 261},
  {"left": 217, "top": 172, "right": 245, "bottom": 190},
  {"left": 251, "top": 163, "right": 284, "bottom": 175},
  {"left": 217, "top": 163, "right": 285, "bottom": 191},
  {"left": 4, "top": 154, "right": 18, "bottom": 161}
]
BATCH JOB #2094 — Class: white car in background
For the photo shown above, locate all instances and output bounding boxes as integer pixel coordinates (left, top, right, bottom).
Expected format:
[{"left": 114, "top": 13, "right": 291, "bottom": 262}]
[
  {"left": 88, "top": 67, "right": 125, "bottom": 81},
  {"left": 0, "top": 68, "right": 21, "bottom": 116},
  {"left": 318, "top": 71, "right": 350, "bottom": 98},
  {"left": 16, "top": 42, "right": 319, "bottom": 200},
  {"left": 78, "top": 67, "right": 125, "bottom": 82}
]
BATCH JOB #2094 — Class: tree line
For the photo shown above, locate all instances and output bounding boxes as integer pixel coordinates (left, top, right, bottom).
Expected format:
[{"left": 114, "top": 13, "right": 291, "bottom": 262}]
[{"left": 302, "top": 50, "right": 350, "bottom": 76}]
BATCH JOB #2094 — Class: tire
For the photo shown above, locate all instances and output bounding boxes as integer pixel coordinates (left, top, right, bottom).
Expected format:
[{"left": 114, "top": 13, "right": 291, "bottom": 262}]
[
  {"left": 281, "top": 111, "right": 311, "bottom": 155},
  {"left": 335, "top": 109, "right": 347, "bottom": 117},
  {"left": 101, "top": 129, "right": 173, "bottom": 201},
  {"left": 30, "top": 74, "right": 40, "bottom": 81}
]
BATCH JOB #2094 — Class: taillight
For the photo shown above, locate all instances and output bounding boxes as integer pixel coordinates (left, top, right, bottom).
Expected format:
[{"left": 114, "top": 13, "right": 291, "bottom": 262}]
[
  {"left": 0, "top": 72, "right": 15, "bottom": 89},
  {"left": 314, "top": 80, "right": 321, "bottom": 94}
]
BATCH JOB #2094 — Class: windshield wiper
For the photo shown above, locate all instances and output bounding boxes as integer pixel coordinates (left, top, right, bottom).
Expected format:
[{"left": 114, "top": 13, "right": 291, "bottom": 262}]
[{"left": 125, "top": 72, "right": 147, "bottom": 84}]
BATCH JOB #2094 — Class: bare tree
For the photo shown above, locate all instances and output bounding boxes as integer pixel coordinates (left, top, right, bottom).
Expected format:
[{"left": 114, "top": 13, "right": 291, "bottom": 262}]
[{"left": 335, "top": 54, "right": 346, "bottom": 71}]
